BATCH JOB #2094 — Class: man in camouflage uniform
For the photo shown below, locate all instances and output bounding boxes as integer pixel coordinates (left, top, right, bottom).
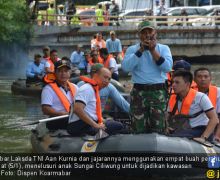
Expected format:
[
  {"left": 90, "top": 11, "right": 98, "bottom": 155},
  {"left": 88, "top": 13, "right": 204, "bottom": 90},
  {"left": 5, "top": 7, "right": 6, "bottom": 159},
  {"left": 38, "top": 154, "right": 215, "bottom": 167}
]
[{"left": 122, "top": 21, "right": 173, "bottom": 133}]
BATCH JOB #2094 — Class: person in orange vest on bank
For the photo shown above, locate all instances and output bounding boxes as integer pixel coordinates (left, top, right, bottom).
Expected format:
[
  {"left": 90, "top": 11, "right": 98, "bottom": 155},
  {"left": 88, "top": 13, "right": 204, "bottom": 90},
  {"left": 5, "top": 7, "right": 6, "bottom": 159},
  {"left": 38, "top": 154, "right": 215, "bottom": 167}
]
[
  {"left": 193, "top": 67, "right": 220, "bottom": 141},
  {"left": 99, "top": 48, "right": 119, "bottom": 81},
  {"left": 67, "top": 63, "right": 126, "bottom": 136},
  {"left": 167, "top": 70, "right": 218, "bottom": 141},
  {"left": 41, "top": 60, "right": 78, "bottom": 130},
  {"left": 91, "top": 32, "right": 106, "bottom": 50},
  {"left": 43, "top": 49, "right": 60, "bottom": 83}
]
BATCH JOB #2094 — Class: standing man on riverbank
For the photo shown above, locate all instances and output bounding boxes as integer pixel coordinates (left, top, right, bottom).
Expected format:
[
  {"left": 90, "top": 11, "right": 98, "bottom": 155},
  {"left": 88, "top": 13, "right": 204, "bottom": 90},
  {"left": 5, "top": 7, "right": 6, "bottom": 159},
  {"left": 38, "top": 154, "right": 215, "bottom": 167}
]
[
  {"left": 122, "top": 21, "right": 173, "bottom": 133},
  {"left": 106, "top": 31, "right": 122, "bottom": 62}
]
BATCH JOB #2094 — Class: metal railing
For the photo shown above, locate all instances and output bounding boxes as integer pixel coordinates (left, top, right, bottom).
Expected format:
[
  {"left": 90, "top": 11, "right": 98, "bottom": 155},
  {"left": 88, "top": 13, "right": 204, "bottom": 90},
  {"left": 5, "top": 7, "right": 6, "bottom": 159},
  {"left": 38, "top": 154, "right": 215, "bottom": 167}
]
[{"left": 34, "top": 14, "right": 220, "bottom": 27}]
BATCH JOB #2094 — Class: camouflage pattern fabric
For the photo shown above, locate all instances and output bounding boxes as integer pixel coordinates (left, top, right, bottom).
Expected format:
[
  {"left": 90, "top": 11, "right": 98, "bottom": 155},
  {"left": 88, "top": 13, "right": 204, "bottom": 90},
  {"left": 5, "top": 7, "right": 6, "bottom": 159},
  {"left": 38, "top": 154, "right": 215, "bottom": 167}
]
[{"left": 130, "top": 88, "right": 167, "bottom": 133}]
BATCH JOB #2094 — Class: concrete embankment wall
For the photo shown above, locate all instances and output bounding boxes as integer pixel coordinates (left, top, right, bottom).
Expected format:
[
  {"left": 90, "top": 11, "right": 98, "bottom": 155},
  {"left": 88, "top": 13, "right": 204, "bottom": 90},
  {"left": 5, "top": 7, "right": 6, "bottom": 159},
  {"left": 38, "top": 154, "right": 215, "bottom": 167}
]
[{"left": 29, "top": 25, "right": 220, "bottom": 61}]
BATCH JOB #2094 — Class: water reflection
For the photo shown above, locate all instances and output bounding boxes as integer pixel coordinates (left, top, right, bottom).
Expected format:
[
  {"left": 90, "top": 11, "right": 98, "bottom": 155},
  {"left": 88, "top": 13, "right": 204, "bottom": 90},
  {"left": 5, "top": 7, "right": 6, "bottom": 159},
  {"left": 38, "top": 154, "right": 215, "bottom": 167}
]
[{"left": 0, "top": 63, "right": 220, "bottom": 152}]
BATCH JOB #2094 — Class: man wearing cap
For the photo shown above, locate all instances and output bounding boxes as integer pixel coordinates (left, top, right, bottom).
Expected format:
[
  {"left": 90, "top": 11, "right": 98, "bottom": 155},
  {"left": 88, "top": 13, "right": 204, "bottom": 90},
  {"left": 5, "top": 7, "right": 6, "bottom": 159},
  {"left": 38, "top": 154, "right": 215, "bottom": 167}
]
[
  {"left": 122, "top": 21, "right": 173, "bottom": 133},
  {"left": 167, "top": 70, "right": 218, "bottom": 141},
  {"left": 67, "top": 63, "right": 126, "bottom": 136},
  {"left": 106, "top": 31, "right": 122, "bottom": 62},
  {"left": 193, "top": 67, "right": 220, "bottom": 141},
  {"left": 26, "top": 54, "right": 45, "bottom": 84},
  {"left": 41, "top": 60, "right": 78, "bottom": 130},
  {"left": 70, "top": 44, "right": 87, "bottom": 74},
  {"left": 78, "top": 63, "right": 130, "bottom": 115}
]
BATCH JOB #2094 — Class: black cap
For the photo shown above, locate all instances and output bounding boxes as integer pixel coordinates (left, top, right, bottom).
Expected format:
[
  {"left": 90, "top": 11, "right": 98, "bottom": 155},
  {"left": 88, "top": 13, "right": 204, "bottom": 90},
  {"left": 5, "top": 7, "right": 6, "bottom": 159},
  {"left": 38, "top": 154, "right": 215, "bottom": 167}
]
[
  {"left": 173, "top": 60, "right": 191, "bottom": 71},
  {"left": 54, "top": 60, "right": 71, "bottom": 70}
]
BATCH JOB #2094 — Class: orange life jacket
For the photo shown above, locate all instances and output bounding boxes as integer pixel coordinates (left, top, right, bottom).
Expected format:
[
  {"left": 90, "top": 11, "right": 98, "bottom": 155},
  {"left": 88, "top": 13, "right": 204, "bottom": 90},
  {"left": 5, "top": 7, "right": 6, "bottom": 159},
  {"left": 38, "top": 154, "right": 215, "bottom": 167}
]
[
  {"left": 193, "top": 85, "right": 217, "bottom": 108},
  {"left": 80, "top": 76, "right": 103, "bottom": 124},
  {"left": 169, "top": 88, "right": 197, "bottom": 115},
  {"left": 103, "top": 55, "right": 113, "bottom": 68},
  {"left": 49, "top": 81, "right": 76, "bottom": 112},
  {"left": 43, "top": 58, "right": 55, "bottom": 83},
  {"left": 88, "top": 56, "right": 103, "bottom": 65}
]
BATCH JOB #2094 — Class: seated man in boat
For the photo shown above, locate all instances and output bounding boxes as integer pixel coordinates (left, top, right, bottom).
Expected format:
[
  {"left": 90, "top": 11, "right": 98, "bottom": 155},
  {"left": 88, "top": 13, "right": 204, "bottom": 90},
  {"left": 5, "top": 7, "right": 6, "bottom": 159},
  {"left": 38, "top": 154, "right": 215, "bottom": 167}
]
[
  {"left": 167, "top": 70, "right": 218, "bottom": 141},
  {"left": 78, "top": 63, "right": 130, "bottom": 115},
  {"left": 67, "top": 64, "right": 126, "bottom": 136},
  {"left": 99, "top": 48, "right": 119, "bottom": 81},
  {"left": 193, "top": 67, "right": 220, "bottom": 141},
  {"left": 41, "top": 60, "right": 78, "bottom": 130},
  {"left": 26, "top": 54, "right": 45, "bottom": 85}
]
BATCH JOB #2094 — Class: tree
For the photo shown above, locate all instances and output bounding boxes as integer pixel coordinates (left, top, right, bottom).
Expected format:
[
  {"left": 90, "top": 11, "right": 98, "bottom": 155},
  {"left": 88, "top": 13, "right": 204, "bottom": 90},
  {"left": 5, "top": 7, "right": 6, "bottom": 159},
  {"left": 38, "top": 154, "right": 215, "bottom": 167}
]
[{"left": 0, "top": 0, "right": 31, "bottom": 43}]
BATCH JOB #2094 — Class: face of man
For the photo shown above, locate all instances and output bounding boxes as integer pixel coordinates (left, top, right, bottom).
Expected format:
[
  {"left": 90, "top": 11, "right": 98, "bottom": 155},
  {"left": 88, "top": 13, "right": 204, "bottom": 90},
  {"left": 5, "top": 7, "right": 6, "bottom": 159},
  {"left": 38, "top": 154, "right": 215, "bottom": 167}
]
[
  {"left": 55, "top": 66, "right": 71, "bottom": 84},
  {"left": 194, "top": 70, "right": 211, "bottom": 90},
  {"left": 172, "top": 76, "right": 190, "bottom": 95},
  {"left": 97, "top": 34, "right": 102, "bottom": 41},
  {"left": 100, "top": 53, "right": 108, "bottom": 60},
  {"left": 43, "top": 49, "right": 50, "bottom": 56},
  {"left": 110, "top": 33, "right": 115, "bottom": 40},
  {"left": 94, "top": 68, "right": 111, "bottom": 89},
  {"left": 139, "top": 28, "right": 156, "bottom": 45},
  {"left": 91, "top": 52, "right": 98, "bottom": 62},
  {"left": 50, "top": 52, "right": 58, "bottom": 63},
  {"left": 34, "top": 57, "right": 41, "bottom": 65}
]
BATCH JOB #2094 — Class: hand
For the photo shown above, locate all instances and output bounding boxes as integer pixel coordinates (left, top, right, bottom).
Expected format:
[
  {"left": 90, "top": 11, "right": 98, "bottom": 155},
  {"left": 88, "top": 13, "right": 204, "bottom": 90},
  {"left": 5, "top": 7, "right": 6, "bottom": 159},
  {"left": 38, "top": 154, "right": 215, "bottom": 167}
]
[{"left": 95, "top": 123, "right": 106, "bottom": 130}]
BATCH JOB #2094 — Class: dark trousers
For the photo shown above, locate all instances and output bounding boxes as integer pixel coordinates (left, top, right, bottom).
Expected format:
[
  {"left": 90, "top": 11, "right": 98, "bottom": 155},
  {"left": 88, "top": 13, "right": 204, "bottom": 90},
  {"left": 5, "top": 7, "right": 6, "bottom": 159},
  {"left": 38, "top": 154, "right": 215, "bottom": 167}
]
[
  {"left": 112, "top": 73, "right": 119, "bottom": 81},
  {"left": 46, "top": 117, "right": 68, "bottom": 130},
  {"left": 171, "top": 126, "right": 213, "bottom": 142},
  {"left": 67, "top": 119, "right": 125, "bottom": 136}
]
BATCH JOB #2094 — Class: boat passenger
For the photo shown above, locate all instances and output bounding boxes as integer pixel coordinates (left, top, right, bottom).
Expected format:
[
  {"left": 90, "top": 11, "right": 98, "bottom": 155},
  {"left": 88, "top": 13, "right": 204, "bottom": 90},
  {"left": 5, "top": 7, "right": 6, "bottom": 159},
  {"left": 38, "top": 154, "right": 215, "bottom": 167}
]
[
  {"left": 70, "top": 44, "right": 87, "bottom": 74},
  {"left": 67, "top": 64, "right": 126, "bottom": 136},
  {"left": 26, "top": 54, "right": 44, "bottom": 84},
  {"left": 43, "top": 49, "right": 60, "bottom": 83},
  {"left": 86, "top": 50, "right": 103, "bottom": 74},
  {"left": 193, "top": 67, "right": 220, "bottom": 141},
  {"left": 122, "top": 21, "right": 173, "bottom": 133},
  {"left": 167, "top": 70, "right": 218, "bottom": 141},
  {"left": 41, "top": 60, "right": 78, "bottom": 130},
  {"left": 99, "top": 48, "right": 119, "bottom": 81},
  {"left": 78, "top": 63, "right": 130, "bottom": 114}
]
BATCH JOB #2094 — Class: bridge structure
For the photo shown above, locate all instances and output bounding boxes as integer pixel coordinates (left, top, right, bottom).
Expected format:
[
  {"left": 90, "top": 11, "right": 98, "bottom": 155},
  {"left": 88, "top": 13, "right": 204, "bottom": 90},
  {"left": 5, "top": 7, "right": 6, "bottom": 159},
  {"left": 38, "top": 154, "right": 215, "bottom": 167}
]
[{"left": 29, "top": 22, "right": 220, "bottom": 62}]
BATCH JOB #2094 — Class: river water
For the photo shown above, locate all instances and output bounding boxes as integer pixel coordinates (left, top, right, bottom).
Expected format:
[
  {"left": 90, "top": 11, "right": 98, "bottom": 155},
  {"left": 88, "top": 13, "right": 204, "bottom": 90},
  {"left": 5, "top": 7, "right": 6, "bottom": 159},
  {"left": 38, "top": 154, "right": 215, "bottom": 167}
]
[{"left": 0, "top": 63, "right": 220, "bottom": 153}]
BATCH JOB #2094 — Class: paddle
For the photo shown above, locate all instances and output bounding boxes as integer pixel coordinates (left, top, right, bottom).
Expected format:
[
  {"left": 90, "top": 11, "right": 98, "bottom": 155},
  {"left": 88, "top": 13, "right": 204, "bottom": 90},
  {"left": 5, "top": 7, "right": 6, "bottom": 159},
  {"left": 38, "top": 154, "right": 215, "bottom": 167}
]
[{"left": 11, "top": 114, "right": 69, "bottom": 128}]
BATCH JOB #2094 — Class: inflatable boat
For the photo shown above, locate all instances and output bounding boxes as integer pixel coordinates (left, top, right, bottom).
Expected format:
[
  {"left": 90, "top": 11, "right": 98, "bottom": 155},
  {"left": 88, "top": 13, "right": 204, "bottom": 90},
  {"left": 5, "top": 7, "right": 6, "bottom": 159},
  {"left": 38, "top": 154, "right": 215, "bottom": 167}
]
[{"left": 31, "top": 123, "right": 220, "bottom": 154}]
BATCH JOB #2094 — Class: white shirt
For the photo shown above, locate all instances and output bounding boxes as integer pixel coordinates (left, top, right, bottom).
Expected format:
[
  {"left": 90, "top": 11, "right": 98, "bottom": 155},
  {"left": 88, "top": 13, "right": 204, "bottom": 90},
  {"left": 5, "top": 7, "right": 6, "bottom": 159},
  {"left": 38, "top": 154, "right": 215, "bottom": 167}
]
[
  {"left": 41, "top": 83, "right": 78, "bottom": 112},
  {"left": 168, "top": 92, "right": 213, "bottom": 128},
  {"left": 109, "top": 57, "right": 118, "bottom": 74},
  {"left": 69, "top": 83, "right": 98, "bottom": 123}
]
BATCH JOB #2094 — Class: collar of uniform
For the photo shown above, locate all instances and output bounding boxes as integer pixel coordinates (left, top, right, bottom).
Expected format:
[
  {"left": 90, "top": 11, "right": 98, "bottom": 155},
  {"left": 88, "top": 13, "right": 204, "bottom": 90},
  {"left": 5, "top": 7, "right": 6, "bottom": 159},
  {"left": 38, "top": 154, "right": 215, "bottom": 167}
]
[{"left": 55, "top": 81, "right": 69, "bottom": 93}]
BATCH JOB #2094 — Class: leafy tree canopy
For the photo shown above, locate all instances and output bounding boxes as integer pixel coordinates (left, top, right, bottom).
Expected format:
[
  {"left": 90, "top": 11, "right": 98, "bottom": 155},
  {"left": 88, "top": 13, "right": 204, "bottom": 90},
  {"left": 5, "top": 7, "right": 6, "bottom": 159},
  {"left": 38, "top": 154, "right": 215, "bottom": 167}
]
[{"left": 0, "top": 0, "right": 31, "bottom": 43}]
